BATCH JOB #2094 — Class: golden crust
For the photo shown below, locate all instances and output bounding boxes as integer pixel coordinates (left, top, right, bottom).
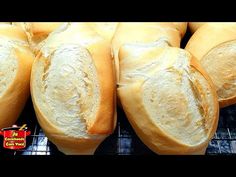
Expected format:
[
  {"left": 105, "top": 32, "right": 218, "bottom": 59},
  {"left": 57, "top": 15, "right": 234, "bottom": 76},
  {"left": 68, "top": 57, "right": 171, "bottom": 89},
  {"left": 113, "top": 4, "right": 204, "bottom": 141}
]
[
  {"left": 172, "top": 22, "right": 188, "bottom": 37},
  {"left": 188, "top": 22, "right": 206, "bottom": 33},
  {"left": 220, "top": 98, "right": 236, "bottom": 108},
  {"left": 31, "top": 89, "right": 105, "bottom": 155},
  {"left": 190, "top": 56, "right": 219, "bottom": 132},
  {"left": 84, "top": 39, "right": 115, "bottom": 134},
  {"left": 119, "top": 87, "right": 213, "bottom": 154},
  {"left": 30, "top": 23, "right": 116, "bottom": 154},
  {"left": 13, "top": 22, "right": 63, "bottom": 54},
  {"left": 200, "top": 40, "right": 236, "bottom": 108},
  {"left": 0, "top": 26, "right": 34, "bottom": 129},
  {"left": 87, "top": 22, "right": 119, "bottom": 42},
  {"left": 186, "top": 23, "right": 236, "bottom": 107},
  {"left": 185, "top": 23, "right": 236, "bottom": 60},
  {"left": 29, "top": 22, "right": 62, "bottom": 35},
  {"left": 112, "top": 22, "right": 182, "bottom": 53},
  {"left": 0, "top": 24, "right": 28, "bottom": 41},
  {"left": 118, "top": 45, "right": 219, "bottom": 154},
  {"left": 112, "top": 22, "right": 182, "bottom": 86}
]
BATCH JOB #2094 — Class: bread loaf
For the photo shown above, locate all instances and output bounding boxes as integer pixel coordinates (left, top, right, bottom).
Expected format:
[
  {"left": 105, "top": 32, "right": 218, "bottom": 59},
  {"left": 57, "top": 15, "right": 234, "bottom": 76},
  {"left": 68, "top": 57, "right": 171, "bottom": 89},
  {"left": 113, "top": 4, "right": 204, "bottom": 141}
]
[
  {"left": 112, "top": 22, "right": 184, "bottom": 84},
  {"left": 186, "top": 23, "right": 236, "bottom": 59},
  {"left": 188, "top": 22, "right": 205, "bottom": 33},
  {"left": 118, "top": 41, "right": 219, "bottom": 154},
  {"left": 0, "top": 22, "right": 12, "bottom": 25},
  {"left": 0, "top": 24, "right": 34, "bottom": 129},
  {"left": 31, "top": 23, "right": 116, "bottom": 154},
  {"left": 87, "top": 22, "right": 119, "bottom": 42},
  {"left": 196, "top": 40, "right": 236, "bottom": 107},
  {"left": 185, "top": 23, "right": 236, "bottom": 107},
  {"left": 173, "top": 22, "right": 188, "bottom": 37},
  {"left": 12, "top": 22, "right": 63, "bottom": 54}
]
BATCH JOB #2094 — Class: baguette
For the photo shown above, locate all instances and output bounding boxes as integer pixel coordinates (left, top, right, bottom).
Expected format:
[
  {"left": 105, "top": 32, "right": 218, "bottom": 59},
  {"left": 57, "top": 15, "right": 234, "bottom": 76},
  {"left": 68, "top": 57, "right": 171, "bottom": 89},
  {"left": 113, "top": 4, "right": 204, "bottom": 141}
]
[
  {"left": 185, "top": 23, "right": 236, "bottom": 107},
  {"left": 12, "top": 22, "right": 63, "bottom": 54},
  {"left": 87, "top": 22, "right": 119, "bottom": 42},
  {"left": 0, "top": 24, "right": 34, "bottom": 129},
  {"left": 112, "top": 22, "right": 183, "bottom": 84},
  {"left": 173, "top": 22, "right": 188, "bottom": 37},
  {"left": 197, "top": 40, "right": 236, "bottom": 107},
  {"left": 186, "top": 23, "right": 236, "bottom": 60},
  {"left": 118, "top": 41, "right": 219, "bottom": 154},
  {"left": 188, "top": 22, "right": 205, "bottom": 33},
  {"left": 31, "top": 23, "right": 116, "bottom": 154}
]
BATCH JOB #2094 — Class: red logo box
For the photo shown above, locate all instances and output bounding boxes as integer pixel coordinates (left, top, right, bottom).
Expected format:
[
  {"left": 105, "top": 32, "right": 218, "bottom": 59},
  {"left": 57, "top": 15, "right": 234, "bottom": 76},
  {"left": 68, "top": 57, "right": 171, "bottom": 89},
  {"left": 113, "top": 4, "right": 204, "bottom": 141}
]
[{"left": 0, "top": 125, "right": 31, "bottom": 150}]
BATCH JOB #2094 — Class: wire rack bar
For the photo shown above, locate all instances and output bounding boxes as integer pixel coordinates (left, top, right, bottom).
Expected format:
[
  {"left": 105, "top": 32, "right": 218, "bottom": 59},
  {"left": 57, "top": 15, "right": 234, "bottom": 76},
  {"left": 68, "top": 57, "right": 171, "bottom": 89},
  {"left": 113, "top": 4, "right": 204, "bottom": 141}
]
[{"left": 0, "top": 104, "right": 235, "bottom": 155}]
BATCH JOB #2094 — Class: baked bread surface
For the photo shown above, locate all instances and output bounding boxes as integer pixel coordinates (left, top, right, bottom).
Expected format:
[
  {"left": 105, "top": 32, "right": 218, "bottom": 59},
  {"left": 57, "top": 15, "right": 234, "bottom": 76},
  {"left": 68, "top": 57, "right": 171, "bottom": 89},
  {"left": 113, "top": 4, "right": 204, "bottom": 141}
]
[
  {"left": 31, "top": 23, "right": 116, "bottom": 154},
  {"left": 118, "top": 41, "right": 219, "bottom": 154},
  {"left": 0, "top": 24, "right": 34, "bottom": 129}
]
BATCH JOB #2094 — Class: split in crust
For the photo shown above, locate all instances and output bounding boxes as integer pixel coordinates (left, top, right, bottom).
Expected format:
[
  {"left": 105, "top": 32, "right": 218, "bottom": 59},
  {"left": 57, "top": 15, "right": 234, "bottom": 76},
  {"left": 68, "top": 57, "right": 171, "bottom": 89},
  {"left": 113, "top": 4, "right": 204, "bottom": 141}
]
[
  {"left": 118, "top": 41, "right": 219, "bottom": 154},
  {"left": 0, "top": 24, "right": 34, "bottom": 129},
  {"left": 31, "top": 23, "right": 116, "bottom": 155},
  {"left": 201, "top": 40, "right": 236, "bottom": 107}
]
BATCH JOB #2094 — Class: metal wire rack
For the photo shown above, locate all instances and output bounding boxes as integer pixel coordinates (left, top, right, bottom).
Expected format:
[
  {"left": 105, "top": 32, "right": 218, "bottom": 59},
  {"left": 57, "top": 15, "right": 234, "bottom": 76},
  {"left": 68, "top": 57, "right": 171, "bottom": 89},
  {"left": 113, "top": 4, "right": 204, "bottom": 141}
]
[
  {"left": 0, "top": 28, "right": 236, "bottom": 155},
  {"left": 0, "top": 98, "right": 236, "bottom": 155}
]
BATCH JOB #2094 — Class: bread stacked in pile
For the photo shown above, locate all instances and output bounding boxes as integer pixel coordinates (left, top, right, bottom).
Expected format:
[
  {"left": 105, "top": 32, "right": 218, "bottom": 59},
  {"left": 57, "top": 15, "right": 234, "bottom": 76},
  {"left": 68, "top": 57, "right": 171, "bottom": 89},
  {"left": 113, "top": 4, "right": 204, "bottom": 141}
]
[{"left": 0, "top": 22, "right": 235, "bottom": 155}]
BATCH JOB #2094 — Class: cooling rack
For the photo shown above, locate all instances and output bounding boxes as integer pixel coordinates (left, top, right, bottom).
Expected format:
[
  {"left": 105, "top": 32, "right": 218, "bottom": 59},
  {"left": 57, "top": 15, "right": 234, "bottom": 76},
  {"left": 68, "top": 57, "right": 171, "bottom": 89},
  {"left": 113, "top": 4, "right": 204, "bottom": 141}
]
[
  {"left": 0, "top": 28, "right": 236, "bottom": 155},
  {"left": 0, "top": 98, "right": 236, "bottom": 155}
]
